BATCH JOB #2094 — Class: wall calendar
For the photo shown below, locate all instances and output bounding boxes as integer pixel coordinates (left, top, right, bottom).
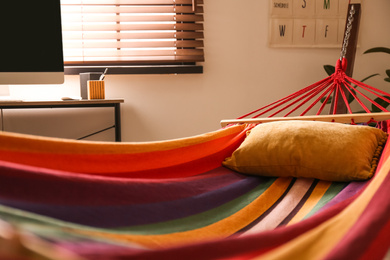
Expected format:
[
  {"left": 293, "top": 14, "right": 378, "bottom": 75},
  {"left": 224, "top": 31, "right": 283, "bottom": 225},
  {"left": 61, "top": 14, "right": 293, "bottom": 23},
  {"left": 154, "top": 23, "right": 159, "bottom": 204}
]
[{"left": 269, "top": 0, "right": 361, "bottom": 48}]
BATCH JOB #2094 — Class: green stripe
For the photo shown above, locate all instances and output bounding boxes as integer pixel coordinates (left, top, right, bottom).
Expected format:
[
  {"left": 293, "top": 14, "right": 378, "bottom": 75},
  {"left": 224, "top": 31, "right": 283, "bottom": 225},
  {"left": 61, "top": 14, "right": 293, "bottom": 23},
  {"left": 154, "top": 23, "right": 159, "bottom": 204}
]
[{"left": 303, "top": 182, "right": 347, "bottom": 219}]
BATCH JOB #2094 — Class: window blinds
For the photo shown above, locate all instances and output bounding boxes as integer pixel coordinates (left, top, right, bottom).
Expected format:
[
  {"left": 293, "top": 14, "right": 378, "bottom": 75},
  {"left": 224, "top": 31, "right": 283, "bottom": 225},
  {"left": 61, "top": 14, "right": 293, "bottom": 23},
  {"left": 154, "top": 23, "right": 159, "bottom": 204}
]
[{"left": 61, "top": 0, "right": 204, "bottom": 66}]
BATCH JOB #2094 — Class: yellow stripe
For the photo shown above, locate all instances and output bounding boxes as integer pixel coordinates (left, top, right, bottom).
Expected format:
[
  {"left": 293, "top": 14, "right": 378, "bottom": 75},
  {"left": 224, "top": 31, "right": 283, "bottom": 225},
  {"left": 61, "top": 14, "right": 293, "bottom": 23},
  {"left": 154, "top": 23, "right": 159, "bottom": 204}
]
[
  {"left": 71, "top": 177, "right": 292, "bottom": 249},
  {"left": 287, "top": 180, "right": 332, "bottom": 225},
  {"left": 256, "top": 156, "right": 390, "bottom": 260}
]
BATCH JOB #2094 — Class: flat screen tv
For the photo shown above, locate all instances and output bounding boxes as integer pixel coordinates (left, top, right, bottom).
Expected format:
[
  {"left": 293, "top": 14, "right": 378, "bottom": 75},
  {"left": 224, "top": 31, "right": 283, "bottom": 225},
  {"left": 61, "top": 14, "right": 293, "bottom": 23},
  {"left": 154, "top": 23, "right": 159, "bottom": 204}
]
[{"left": 0, "top": 0, "right": 64, "bottom": 85}]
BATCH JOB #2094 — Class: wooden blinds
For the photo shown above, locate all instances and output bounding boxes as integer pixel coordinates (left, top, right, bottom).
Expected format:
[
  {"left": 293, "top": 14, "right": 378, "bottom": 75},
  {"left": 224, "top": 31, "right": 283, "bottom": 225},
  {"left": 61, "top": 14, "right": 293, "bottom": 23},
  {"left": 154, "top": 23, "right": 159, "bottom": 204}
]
[{"left": 61, "top": 0, "right": 204, "bottom": 66}]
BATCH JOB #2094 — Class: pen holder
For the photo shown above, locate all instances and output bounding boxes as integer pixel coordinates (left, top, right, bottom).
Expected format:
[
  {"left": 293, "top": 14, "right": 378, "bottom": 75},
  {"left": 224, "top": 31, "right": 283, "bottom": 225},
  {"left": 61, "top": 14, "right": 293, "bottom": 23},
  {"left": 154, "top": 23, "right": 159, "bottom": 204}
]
[
  {"left": 80, "top": 72, "right": 102, "bottom": 99},
  {"left": 88, "top": 80, "right": 105, "bottom": 99}
]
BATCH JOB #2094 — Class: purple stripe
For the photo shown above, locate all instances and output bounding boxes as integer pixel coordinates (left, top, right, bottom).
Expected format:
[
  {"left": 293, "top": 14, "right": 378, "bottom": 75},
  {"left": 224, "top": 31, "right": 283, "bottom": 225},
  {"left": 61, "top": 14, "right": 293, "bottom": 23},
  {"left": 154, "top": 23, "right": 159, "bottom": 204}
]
[
  {"left": 0, "top": 176, "right": 266, "bottom": 228},
  {"left": 0, "top": 162, "right": 245, "bottom": 205}
]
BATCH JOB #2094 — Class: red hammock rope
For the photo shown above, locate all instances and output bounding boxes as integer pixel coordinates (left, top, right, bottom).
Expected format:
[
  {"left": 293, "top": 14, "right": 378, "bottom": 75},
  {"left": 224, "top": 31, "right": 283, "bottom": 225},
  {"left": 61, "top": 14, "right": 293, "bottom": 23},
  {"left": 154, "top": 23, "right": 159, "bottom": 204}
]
[
  {"left": 237, "top": 4, "right": 389, "bottom": 121},
  {"left": 239, "top": 58, "right": 390, "bottom": 119}
]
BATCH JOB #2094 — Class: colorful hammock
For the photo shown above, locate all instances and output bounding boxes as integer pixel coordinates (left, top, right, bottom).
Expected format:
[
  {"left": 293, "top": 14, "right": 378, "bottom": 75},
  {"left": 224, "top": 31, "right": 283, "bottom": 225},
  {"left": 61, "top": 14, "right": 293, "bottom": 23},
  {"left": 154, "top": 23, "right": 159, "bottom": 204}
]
[
  {"left": 1, "top": 120, "right": 390, "bottom": 259},
  {"left": 2, "top": 3, "right": 390, "bottom": 259}
]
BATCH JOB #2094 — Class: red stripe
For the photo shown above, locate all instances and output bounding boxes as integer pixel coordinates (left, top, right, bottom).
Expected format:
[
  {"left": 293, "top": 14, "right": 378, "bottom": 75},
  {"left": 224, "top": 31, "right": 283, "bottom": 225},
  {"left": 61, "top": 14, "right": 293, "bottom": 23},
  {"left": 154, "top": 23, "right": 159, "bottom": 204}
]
[
  {"left": 323, "top": 166, "right": 390, "bottom": 259},
  {"left": 0, "top": 129, "right": 247, "bottom": 178},
  {"left": 359, "top": 217, "right": 390, "bottom": 260}
]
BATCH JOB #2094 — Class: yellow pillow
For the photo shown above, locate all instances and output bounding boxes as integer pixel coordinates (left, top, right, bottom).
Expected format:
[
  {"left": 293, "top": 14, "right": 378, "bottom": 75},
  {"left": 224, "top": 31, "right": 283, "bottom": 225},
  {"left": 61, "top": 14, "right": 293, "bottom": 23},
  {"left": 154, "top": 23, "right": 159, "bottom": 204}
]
[{"left": 223, "top": 121, "right": 388, "bottom": 182}]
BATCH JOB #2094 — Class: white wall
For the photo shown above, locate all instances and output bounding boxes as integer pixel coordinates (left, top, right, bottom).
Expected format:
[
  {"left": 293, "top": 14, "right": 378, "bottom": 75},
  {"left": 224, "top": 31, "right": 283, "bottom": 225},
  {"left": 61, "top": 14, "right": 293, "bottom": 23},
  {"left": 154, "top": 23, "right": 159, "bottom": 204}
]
[{"left": 6, "top": 0, "right": 390, "bottom": 142}]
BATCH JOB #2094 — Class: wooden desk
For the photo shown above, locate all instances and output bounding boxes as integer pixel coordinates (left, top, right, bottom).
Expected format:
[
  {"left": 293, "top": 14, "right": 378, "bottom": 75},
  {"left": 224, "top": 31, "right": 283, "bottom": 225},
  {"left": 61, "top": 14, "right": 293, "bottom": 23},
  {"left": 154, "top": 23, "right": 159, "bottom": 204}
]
[{"left": 0, "top": 99, "right": 124, "bottom": 141}]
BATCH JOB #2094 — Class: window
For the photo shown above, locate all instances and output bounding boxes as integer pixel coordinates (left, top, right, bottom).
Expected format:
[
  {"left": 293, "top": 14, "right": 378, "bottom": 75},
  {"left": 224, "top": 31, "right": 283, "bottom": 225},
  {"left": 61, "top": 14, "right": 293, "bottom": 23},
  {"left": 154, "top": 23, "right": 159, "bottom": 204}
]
[{"left": 61, "top": 0, "right": 204, "bottom": 74}]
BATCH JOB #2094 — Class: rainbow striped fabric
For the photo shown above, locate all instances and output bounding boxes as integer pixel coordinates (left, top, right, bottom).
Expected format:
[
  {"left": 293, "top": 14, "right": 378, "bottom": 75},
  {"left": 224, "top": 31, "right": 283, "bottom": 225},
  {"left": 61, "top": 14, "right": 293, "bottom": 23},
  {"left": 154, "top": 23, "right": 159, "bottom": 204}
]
[{"left": 1, "top": 123, "right": 390, "bottom": 259}]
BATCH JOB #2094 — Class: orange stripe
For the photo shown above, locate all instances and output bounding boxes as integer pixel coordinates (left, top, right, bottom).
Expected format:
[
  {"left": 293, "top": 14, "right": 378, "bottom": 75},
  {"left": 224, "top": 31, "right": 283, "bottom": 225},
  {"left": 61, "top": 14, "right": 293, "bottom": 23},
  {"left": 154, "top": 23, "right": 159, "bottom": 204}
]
[{"left": 0, "top": 124, "right": 248, "bottom": 154}]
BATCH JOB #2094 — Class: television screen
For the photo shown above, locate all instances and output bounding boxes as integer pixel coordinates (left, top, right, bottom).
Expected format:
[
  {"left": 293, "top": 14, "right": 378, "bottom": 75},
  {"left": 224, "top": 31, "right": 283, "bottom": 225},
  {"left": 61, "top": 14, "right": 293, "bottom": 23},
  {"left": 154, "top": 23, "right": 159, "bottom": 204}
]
[{"left": 0, "top": 0, "right": 64, "bottom": 84}]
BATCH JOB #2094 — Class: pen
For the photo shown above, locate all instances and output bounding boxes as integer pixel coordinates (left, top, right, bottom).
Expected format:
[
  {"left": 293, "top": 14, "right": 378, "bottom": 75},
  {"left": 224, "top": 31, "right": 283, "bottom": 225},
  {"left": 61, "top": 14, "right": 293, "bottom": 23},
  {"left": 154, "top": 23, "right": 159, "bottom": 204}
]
[{"left": 99, "top": 68, "right": 108, "bottom": 81}]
